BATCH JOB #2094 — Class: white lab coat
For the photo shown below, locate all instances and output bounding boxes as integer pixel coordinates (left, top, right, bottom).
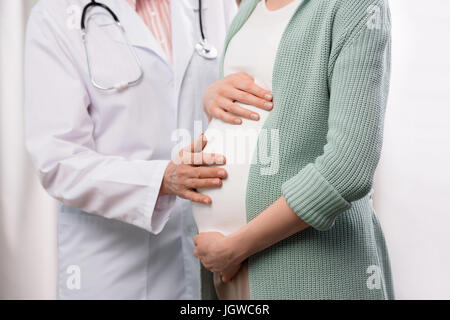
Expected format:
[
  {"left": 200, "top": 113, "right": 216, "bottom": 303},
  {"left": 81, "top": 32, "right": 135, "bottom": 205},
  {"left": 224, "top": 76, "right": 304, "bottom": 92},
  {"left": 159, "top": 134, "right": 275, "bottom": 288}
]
[{"left": 24, "top": 0, "right": 237, "bottom": 299}]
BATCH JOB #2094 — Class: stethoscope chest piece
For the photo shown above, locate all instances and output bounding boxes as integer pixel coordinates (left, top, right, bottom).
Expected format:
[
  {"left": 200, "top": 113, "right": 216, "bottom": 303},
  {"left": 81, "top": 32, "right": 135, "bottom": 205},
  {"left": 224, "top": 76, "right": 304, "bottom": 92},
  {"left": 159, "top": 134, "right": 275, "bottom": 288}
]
[{"left": 195, "top": 39, "right": 218, "bottom": 60}]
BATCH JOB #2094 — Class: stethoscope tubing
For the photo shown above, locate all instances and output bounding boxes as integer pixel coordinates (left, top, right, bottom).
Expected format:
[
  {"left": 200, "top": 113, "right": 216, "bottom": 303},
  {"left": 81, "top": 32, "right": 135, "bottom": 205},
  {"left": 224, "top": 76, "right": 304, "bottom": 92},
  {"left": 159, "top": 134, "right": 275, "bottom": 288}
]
[
  {"left": 81, "top": 0, "right": 207, "bottom": 38},
  {"left": 197, "top": 0, "right": 206, "bottom": 41},
  {"left": 81, "top": 0, "right": 119, "bottom": 31}
]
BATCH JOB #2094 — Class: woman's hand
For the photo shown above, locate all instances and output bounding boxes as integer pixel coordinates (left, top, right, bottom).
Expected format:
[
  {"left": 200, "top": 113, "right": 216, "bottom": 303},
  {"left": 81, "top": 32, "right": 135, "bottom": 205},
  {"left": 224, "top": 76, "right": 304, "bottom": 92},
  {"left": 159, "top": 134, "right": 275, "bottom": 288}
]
[
  {"left": 221, "top": 263, "right": 242, "bottom": 283},
  {"left": 160, "top": 135, "right": 227, "bottom": 204},
  {"left": 193, "top": 232, "right": 244, "bottom": 282},
  {"left": 203, "top": 72, "right": 273, "bottom": 124}
]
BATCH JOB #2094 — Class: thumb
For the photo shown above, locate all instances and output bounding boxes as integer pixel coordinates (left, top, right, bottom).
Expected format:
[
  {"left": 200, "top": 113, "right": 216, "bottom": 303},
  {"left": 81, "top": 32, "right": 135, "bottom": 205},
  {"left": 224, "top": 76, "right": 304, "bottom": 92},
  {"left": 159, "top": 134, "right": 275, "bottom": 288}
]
[{"left": 190, "top": 133, "right": 207, "bottom": 153}]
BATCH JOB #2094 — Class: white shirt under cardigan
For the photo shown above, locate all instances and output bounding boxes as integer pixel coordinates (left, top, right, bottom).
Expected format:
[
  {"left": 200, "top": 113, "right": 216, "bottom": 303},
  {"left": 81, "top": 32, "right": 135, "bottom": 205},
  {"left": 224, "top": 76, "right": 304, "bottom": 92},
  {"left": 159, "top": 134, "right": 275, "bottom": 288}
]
[{"left": 193, "top": 0, "right": 302, "bottom": 235}]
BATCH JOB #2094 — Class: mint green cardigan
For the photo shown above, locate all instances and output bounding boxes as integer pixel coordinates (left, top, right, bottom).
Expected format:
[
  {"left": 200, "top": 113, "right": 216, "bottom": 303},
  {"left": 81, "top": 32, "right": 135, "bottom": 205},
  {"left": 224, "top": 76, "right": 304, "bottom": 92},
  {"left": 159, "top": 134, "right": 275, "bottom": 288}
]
[{"left": 201, "top": 0, "right": 394, "bottom": 300}]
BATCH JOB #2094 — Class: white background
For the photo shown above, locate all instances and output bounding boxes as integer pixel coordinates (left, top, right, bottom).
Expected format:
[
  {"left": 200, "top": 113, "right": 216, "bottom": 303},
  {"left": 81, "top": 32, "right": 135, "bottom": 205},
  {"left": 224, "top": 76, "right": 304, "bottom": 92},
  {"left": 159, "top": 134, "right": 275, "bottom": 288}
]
[
  {"left": 0, "top": 0, "right": 449, "bottom": 299},
  {"left": 373, "top": 0, "right": 450, "bottom": 299}
]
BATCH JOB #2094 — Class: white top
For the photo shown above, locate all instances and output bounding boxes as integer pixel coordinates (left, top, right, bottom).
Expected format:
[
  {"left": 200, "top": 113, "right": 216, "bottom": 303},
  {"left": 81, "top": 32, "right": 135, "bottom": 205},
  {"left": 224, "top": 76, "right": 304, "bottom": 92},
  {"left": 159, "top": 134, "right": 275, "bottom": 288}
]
[{"left": 192, "top": 0, "right": 302, "bottom": 235}]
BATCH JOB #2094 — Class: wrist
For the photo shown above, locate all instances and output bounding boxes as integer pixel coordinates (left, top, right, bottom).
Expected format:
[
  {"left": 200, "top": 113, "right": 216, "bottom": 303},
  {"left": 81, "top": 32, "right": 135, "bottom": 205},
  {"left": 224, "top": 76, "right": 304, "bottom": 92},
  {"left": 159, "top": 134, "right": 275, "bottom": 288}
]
[
  {"left": 159, "top": 162, "right": 173, "bottom": 196},
  {"left": 225, "top": 231, "right": 250, "bottom": 264}
]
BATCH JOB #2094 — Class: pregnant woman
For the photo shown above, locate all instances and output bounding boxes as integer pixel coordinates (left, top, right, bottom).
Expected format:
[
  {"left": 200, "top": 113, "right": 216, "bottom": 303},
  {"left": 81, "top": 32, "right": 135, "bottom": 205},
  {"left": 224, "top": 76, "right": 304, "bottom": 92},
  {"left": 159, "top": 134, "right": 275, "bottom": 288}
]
[{"left": 193, "top": 0, "right": 394, "bottom": 300}]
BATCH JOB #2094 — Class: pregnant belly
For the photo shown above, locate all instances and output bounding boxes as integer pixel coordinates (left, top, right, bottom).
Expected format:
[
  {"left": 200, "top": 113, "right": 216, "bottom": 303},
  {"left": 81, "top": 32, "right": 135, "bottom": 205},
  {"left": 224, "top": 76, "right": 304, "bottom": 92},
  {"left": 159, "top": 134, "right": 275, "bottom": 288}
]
[{"left": 192, "top": 104, "right": 270, "bottom": 235}]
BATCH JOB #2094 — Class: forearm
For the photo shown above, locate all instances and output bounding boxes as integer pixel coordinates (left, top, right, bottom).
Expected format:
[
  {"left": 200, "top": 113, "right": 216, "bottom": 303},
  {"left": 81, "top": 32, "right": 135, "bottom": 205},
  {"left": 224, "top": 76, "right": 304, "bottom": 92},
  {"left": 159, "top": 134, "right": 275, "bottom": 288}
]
[{"left": 228, "top": 196, "right": 309, "bottom": 263}]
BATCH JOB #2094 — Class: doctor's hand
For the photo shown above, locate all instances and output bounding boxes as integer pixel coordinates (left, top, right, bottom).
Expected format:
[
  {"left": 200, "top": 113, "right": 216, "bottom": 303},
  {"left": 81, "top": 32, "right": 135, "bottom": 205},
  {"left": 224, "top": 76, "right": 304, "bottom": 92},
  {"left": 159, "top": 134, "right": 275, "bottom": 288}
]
[
  {"left": 160, "top": 135, "right": 227, "bottom": 204},
  {"left": 203, "top": 72, "right": 273, "bottom": 124}
]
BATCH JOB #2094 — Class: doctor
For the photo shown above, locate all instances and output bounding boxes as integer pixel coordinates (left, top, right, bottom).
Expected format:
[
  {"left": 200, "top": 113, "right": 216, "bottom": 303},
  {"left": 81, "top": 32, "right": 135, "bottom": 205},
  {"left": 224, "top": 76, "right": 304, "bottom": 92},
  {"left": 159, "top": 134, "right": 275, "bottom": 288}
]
[{"left": 24, "top": 0, "right": 273, "bottom": 299}]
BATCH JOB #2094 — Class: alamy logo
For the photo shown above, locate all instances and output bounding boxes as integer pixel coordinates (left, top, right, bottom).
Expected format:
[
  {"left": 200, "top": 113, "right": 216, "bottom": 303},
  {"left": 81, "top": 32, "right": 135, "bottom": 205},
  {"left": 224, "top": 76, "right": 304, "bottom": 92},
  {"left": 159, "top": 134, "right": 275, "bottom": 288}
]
[
  {"left": 366, "top": 265, "right": 382, "bottom": 290},
  {"left": 66, "top": 265, "right": 81, "bottom": 290},
  {"left": 171, "top": 121, "right": 280, "bottom": 176}
]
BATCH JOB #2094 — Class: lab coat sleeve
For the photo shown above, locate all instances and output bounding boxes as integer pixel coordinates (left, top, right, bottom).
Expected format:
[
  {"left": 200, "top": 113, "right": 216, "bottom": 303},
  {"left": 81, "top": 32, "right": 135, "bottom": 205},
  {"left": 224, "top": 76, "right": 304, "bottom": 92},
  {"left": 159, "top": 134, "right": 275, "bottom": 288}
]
[{"left": 24, "top": 9, "right": 175, "bottom": 234}]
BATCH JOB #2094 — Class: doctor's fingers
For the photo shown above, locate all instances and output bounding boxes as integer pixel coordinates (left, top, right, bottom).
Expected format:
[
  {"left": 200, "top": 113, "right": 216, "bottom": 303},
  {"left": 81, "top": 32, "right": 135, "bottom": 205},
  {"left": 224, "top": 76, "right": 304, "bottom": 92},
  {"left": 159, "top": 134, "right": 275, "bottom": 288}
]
[
  {"left": 179, "top": 151, "right": 226, "bottom": 166},
  {"left": 190, "top": 166, "right": 228, "bottom": 179},
  {"left": 180, "top": 189, "right": 212, "bottom": 205},
  {"left": 183, "top": 134, "right": 207, "bottom": 154},
  {"left": 185, "top": 178, "right": 223, "bottom": 190}
]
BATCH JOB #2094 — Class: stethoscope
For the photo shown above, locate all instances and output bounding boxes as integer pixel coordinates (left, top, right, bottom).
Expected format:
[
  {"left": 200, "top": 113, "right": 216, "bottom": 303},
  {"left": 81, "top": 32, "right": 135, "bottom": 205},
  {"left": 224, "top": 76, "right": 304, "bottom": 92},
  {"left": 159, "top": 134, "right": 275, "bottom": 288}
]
[
  {"left": 81, "top": 0, "right": 218, "bottom": 91},
  {"left": 194, "top": 0, "right": 218, "bottom": 60}
]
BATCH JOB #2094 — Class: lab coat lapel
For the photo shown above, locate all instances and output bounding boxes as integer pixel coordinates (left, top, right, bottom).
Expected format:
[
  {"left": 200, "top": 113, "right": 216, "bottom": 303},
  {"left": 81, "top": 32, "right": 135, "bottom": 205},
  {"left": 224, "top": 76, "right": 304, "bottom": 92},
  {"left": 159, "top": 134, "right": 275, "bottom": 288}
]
[
  {"left": 172, "top": 0, "right": 206, "bottom": 93},
  {"left": 105, "top": 0, "right": 171, "bottom": 66}
]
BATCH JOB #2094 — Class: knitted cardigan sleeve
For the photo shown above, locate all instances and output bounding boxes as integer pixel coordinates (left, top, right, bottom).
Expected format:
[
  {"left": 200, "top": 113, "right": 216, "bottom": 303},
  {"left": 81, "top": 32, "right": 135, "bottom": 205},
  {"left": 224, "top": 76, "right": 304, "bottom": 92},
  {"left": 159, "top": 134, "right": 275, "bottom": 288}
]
[{"left": 281, "top": 0, "right": 392, "bottom": 231}]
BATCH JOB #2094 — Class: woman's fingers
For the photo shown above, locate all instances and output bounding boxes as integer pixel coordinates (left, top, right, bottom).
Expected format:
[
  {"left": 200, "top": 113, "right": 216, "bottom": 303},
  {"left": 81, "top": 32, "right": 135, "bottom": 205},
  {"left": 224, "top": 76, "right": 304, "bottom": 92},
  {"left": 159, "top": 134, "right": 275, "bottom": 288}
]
[
  {"left": 221, "top": 263, "right": 242, "bottom": 283},
  {"left": 203, "top": 263, "right": 213, "bottom": 270},
  {"left": 229, "top": 88, "right": 273, "bottom": 111},
  {"left": 193, "top": 235, "right": 200, "bottom": 247},
  {"left": 210, "top": 103, "right": 243, "bottom": 125},
  {"left": 216, "top": 96, "right": 261, "bottom": 121},
  {"left": 203, "top": 72, "right": 273, "bottom": 123},
  {"left": 193, "top": 248, "right": 199, "bottom": 257},
  {"left": 232, "top": 73, "right": 273, "bottom": 100}
]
